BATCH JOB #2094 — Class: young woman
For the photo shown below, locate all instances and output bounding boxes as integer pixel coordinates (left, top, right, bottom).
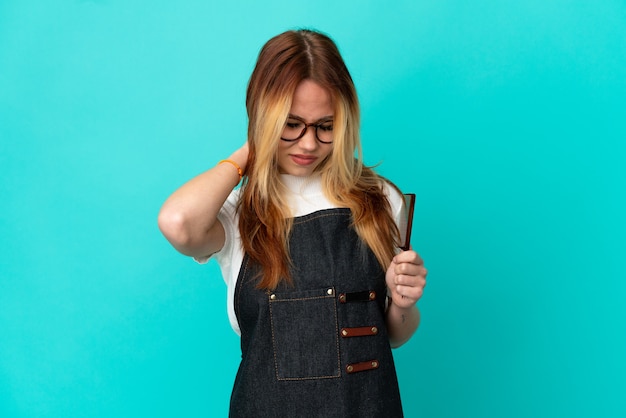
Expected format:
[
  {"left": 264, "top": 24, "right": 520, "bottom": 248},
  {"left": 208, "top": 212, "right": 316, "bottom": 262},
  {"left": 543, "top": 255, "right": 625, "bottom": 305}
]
[{"left": 158, "top": 29, "right": 427, "bottom": 417}]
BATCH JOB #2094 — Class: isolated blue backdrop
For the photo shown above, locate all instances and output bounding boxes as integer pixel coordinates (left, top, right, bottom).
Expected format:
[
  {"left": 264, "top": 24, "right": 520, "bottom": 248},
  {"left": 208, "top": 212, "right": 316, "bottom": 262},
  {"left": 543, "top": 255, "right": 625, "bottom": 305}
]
[{"left": 1, "top": 1, "right": 625, "bottom": 417}]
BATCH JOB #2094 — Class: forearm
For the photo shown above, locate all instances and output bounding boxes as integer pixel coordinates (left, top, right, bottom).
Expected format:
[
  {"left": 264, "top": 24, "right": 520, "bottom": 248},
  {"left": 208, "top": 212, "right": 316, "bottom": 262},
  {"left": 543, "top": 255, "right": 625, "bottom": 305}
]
[
  {"left": 158, "top": 146, "right": 247, "bottom": 257},
  {"left": 386, "top": 302, "right": 420, "bottom": 348}
]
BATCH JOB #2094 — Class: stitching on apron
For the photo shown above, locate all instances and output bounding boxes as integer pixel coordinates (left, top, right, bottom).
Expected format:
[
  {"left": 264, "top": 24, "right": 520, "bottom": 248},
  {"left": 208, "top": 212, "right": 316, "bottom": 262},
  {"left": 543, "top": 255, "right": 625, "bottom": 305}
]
[
  {"left": 269, "top": 292, "right": 341, "bottom": 381},
  {"left": 293, "top": 209, "right": 350, "bottom": 226}
]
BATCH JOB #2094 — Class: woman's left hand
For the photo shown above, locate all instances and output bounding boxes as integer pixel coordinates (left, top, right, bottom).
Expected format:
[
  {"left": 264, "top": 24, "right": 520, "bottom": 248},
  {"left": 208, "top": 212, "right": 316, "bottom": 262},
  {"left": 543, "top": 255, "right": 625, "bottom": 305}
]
[{"left": 385, "top": 250, "right": 427, "bottom": 309}]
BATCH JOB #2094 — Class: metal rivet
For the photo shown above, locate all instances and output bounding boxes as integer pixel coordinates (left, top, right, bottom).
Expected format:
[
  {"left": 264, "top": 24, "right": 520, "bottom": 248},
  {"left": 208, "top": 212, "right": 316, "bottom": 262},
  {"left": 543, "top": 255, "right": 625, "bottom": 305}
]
[
  {"left": 339, "top": 294, "right": 346, "bottom": 303},
  {"left": 341, "top": 329, "right": 348, "bottom": 336},
  {"left": 327, "top": 288, "right": 334, "bottom": 295},
  {"left": 347, "top": 365, "right": 354, "bottom": 372},
  {"left": 270, "top": 294, "right": 276, "bottom": 300},
  {"left": 372, "top": 361, "right": 378, "bottom": 368},
  {"left": 369, "top": 291, "right": 376, "bottom": 300},
  {"left": 371, "top": 327, "right": 378, "bottom": 334}
]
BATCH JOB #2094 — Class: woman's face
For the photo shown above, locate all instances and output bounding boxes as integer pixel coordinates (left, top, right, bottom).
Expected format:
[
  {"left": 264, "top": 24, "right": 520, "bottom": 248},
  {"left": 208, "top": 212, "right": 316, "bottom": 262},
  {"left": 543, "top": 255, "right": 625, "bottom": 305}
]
[{"left": 277, "top": 80, "right": 334, "bottom": 177}]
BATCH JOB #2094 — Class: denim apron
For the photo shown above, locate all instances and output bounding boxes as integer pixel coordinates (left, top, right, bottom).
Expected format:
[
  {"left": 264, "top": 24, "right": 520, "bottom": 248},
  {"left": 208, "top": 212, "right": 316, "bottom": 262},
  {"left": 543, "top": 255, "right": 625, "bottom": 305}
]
[{"left": 230, "top": 208, "right": 403, "bottom": 417}]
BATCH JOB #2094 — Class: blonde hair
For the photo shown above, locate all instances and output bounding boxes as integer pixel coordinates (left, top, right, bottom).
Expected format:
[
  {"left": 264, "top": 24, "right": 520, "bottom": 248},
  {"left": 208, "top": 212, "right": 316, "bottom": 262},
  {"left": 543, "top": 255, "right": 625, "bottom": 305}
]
[{"left": 240, "top": 29, "right": 400, "bottom": 289}]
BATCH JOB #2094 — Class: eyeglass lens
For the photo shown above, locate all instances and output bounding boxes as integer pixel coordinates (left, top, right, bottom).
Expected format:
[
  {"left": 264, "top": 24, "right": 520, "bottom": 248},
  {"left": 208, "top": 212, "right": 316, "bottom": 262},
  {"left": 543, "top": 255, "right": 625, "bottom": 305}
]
[{"left": 282, "top": 118, "right": 333, "bottom": 143}]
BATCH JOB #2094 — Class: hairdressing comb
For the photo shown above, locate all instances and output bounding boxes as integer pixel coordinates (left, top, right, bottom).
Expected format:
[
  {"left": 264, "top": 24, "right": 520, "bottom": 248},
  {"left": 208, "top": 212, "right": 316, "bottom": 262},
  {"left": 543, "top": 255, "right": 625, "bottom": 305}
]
[{"left": 398, "top": 193, "right": 415, "bottom": 251}]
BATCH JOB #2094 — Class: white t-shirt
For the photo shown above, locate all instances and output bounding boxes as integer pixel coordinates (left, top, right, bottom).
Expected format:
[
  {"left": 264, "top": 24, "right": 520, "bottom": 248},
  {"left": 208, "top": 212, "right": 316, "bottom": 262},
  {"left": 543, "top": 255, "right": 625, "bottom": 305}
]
[{"left": 196, "top": 173, "right": 405, "bottom": 335}]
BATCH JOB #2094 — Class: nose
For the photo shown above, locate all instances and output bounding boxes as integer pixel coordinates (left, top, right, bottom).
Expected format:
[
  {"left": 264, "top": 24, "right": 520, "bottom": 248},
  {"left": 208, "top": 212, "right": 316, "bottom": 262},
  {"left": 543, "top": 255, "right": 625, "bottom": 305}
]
[{"left": 298, "top": 126, "right": 319, "bottom": 151}]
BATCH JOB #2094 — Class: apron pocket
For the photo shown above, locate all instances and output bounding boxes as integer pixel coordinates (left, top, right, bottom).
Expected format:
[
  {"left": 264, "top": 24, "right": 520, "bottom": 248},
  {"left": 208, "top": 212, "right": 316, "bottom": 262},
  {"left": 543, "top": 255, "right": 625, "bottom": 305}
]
[{"left": 269, "top": 287, "right": 340, "bottom": 380}]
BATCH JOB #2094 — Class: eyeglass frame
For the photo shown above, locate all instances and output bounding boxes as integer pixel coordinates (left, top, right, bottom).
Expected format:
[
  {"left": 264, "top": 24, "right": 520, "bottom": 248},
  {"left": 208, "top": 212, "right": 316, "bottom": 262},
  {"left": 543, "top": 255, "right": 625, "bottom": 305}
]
[{"left": 280, "top": 115, "right": 334, "bottom": 144}]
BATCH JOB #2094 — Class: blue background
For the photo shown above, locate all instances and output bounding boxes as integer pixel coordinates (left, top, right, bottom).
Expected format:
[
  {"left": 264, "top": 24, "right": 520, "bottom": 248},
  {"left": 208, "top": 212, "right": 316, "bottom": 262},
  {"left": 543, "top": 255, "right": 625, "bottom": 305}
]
[{"left": 1, "top": 1, "right": 625, "bottom": 417}]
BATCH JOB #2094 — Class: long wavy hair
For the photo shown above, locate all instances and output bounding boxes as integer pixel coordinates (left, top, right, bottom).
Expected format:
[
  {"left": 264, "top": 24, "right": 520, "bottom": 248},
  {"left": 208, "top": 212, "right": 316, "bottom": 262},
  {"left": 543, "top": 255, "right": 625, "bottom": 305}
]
[{"left": 240, "top": 29, "right": 400, "bottom": 289}]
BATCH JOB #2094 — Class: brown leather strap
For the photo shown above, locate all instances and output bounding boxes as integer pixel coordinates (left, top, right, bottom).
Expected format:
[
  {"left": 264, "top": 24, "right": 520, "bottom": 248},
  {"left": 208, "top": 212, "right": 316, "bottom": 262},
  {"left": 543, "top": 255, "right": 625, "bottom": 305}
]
[
  {"left": 346, "top": 360, "right": 379, "bottom": 374},
  {"left": 340, "top": 326, "right": 379, "bottom": 337}
]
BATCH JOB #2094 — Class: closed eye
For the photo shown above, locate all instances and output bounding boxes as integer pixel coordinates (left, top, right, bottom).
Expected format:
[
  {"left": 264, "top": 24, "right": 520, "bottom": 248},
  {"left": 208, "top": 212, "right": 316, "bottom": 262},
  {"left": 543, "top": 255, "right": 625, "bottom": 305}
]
[{"left": 317, "top": 123, "right": 333, "bottom": 132}]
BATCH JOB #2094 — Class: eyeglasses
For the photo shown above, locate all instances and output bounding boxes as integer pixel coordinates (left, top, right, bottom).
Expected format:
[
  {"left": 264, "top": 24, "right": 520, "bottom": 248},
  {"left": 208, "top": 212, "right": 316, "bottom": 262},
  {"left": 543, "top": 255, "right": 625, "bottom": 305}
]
[{"left": 281, "top": 116, "right": 334, "bottom": 144}]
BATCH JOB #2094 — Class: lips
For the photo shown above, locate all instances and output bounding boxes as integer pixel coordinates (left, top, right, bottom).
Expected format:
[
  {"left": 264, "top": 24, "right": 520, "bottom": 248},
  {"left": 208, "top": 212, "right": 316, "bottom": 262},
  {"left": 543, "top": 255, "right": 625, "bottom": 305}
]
[{"left": 290, "top": 154, "right": 318, "bottom": 166}]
